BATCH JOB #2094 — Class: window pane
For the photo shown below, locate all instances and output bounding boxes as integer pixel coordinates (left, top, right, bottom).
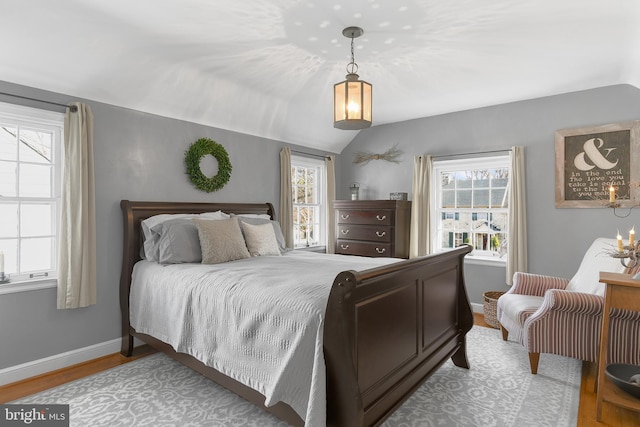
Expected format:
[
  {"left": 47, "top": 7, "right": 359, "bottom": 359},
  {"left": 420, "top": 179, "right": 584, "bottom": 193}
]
[
  {"left": 491, "top": 212, "right": 508, "bottom": 232},
  {"left": 458, "top": 212, "right": 472, "bottom": 231},
  {"left": 0, "top": 239, "right": 18, "bottom": 275},
  {"left": 19, "top": 129, "right": 53, "bottom": 164},
  {"left": 0, "top": 160, "right": 17, "bottom": 197},
  {"left": 0, "top": 204, "right": 18, "bottom": 237},
  {"left": 475, "top": 174, "right": 490, "bottom": 188},
  {"left": 441, "top": 213, "right": 454, "bottom": 230},
  {"left": 20, "top": 237, "right": 53, "bottom": 272},
  {"left": 456, "top": 190, "right": 472, "bottom": 208},
  {"left": 473, "top": 189, "right": 490, "bottom": 208},
  {"left": 0, "top": 126, "right": 17, "bottom": 160},
  {"left": 21, "top": 204, "right": 53, "bottom": 237},
  {"left": 19, "top": 163, "right": 52, "bottom": 197},
  {"left": 441, "top": 172, "right": 455, "bottom": 189},
  {"left": 456, "top": 171, "right": 472, "bottom": 188},
  {"left": 492, "top": 188, "right": 508, "bottom": 207},
  {"left": 441, "top": 190, "right": 455, "bottom": 208}
]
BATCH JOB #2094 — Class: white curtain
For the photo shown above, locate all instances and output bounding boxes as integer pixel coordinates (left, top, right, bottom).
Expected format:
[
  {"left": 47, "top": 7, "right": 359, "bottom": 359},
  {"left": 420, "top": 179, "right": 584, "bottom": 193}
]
[
  {"left": 279, "top": 147, "right": 294, "bottom": 249},
  {"left": 325, "top": 155, "right": 336, "bottom": 253},
  {"left": 409, "top": 155, "right": 432, "bottom": 258},
  {"left": 507, "top": 146, "right": 528, "bottom": 285},
  {"left": 57, "top": 102, "right": 96, "bottom": 309}
]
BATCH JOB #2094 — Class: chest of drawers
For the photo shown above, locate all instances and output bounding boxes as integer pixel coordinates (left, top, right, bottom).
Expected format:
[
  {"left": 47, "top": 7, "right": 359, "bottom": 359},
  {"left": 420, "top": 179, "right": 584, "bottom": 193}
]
[{"left": 333, "top": 200, "right": 411, "bottom": 258}]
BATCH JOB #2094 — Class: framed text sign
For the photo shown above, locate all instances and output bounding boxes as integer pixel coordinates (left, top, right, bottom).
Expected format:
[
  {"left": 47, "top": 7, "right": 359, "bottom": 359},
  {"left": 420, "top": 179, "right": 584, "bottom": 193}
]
[{"left": 555, "top": 121, "right": 640, "bottom": 208}]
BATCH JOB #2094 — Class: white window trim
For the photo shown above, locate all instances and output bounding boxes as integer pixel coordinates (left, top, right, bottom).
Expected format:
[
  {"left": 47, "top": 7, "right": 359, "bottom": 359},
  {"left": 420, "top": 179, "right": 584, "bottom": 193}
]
[
  {"left": 291, "top": 155, "right": 327, "bottom": 249},
  {"left": 0, "top": 102, "right": 63, "bottom": 294},
  {"left": 430, "top": 155, "right": 510, "bottom": 264}
]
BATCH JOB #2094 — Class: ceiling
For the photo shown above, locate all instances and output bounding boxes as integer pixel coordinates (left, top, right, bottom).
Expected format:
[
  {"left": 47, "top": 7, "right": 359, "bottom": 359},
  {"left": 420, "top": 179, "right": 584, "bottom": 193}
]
[{"left": 2, "top": 1, "right": 640, "bottom": 153}]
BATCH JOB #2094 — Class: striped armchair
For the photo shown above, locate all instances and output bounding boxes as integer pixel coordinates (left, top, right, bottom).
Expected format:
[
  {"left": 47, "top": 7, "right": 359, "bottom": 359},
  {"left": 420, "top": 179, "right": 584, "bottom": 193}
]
[{"left": 497, "top": 237, "right": 640, "bottom": 374}]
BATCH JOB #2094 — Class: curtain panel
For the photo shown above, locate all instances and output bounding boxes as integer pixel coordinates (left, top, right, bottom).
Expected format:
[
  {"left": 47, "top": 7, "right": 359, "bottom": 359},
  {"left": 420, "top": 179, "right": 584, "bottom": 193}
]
[
  {"left": 507, "top": 146, "right": 528, "bottom": 284},
  {"left": 279, "top": 147, "right": 294, "bottom": 249},
  {"left": 325, "top": 155, "right": 336, "bottom": 253},
  {"left": 57, "top": 102, "right": 96, "bottom": 309},
  {"left": 409, "top": 155, "right": 432, "bottom": 258}
]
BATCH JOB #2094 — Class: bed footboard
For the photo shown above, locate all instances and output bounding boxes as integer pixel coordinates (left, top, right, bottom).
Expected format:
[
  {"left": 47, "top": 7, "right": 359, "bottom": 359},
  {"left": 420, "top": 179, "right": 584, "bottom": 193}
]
[{"left": 324, "top": 245, "right": 473, "bottom": 427}]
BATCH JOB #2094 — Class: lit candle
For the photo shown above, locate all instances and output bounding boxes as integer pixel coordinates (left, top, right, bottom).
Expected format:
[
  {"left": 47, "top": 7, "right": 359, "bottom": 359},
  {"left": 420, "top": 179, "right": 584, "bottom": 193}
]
[
  {"left": 617, "top": 231, "right": 624, "bottom": 252},
  {"left": 631, "top": 226, "right": 636, "bottom": 247},
  {"left": 609, "top": 185, "right": 616, "bottom": 203}
]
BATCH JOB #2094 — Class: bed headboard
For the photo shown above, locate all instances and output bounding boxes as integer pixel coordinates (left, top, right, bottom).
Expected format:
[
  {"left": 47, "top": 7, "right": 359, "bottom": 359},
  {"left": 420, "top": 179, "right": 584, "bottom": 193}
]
[{"left": 119, "top": 200, "right": 275, "bottom": 355}]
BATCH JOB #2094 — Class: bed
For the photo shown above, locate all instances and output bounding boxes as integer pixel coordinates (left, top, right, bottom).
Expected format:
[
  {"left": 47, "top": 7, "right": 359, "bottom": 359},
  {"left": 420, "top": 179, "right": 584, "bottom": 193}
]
[{"left": 119, "top": 200, "right": 473, "bottom": 426}]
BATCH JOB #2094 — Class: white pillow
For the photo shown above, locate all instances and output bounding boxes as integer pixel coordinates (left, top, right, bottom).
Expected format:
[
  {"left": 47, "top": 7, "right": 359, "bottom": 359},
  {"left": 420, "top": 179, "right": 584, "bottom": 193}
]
[
  {"left": 194, "top": 218, "right": 250, "bottom": 264},
  {"left": 235, "top": 213, "right": 272, "bottom": 220},
  {"left": 241, "top": 222, "right": 282, "bottom": 257},
  {"left": 566, "top": 237, "right": 626, "bottom": 296},
  {"left": 141, "top": 211, "right": 229, "bottom": 261}
]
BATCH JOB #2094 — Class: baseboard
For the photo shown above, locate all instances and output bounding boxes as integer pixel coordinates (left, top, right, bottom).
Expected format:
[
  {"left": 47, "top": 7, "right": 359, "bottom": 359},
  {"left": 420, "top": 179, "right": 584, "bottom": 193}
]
[
  {"left": 0, "top": 338, "right": 121, "bottom": 387},
  {"left": 0, "top": 305, "right": 488, "bottom": 387},
  {"left": 471, "top": 302, "right": 483, "bottom": 313}
]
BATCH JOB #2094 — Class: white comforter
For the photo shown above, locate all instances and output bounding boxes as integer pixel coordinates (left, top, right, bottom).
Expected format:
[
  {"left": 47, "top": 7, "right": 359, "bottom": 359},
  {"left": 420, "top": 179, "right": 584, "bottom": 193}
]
[{"left": 130, "top": 251, "right": 399, "bottom": 426}]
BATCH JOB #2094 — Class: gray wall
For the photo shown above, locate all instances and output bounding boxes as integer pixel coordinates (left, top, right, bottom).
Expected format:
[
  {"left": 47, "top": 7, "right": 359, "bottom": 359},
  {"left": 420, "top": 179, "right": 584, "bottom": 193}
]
[
  {"left": 2, "top": 80, "right": 639, "bottom": 371},
  {"left": 336, "top": 84, "right": 640, "bottom": 304},
  {"left": 0, "top": 81, "right": 329, "bottom": 370}
]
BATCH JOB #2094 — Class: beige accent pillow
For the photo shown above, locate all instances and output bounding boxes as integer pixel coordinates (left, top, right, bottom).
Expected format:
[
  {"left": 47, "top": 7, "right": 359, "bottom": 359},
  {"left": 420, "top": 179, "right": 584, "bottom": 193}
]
[
  {"left": 241, "top": 222, "right": 282, "bottom": 257},
  {"left": 194, "top": 218, "right": 250, "bottom": 264}
]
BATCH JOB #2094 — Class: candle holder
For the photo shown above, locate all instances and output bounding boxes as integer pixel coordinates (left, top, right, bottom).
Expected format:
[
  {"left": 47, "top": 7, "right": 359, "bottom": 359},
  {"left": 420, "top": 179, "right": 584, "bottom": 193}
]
[
  {"left": 609, "top": 243, "right": 640, "bottom": 269},
  {"left": 605, "top": 201, "right": 640, "bottom": 218},
  {"left": 606, "top": 182, "right": 640, "bottom": 217}
]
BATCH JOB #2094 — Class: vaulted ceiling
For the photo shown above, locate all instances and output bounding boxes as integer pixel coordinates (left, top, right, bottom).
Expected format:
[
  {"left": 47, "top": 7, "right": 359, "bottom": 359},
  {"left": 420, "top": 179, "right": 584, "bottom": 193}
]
[{"left": 3, "top": 1, "right": 640, "bottom": 153}]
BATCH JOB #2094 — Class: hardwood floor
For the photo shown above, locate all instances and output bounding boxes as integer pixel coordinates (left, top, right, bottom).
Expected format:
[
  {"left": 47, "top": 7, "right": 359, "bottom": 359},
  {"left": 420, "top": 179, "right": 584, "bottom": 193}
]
[{"left": 1, "top": 314, "right": 639, "bottom": 426}]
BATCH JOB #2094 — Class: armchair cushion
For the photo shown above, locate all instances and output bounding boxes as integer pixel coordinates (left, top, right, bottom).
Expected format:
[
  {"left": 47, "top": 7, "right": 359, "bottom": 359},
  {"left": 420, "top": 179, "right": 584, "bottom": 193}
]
[
  {"left": 566, "top": 237, "right": 624, "bottom": 296},
  {"left": 499, "top": 294, "right": 544, "bottom": 325}
]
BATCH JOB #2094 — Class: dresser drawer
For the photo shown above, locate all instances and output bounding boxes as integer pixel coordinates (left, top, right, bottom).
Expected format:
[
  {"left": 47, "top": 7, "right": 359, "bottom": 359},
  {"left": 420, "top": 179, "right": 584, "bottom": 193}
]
[
  {"left": 337, "top": 225, "right": 392, "bottom": 243},
  {"left": 335, "top": 240, "right": 392, "bottom": 257},
  {"left": 336, "top": 209, "right": 393, "bottom": 226}
]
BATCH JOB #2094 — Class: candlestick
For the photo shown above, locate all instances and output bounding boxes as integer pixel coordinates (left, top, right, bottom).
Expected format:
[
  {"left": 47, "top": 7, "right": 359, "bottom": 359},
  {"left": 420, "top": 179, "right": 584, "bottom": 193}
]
[
  {"left": 631, "top": 226, "right": 636, "bottom": 247},
  {"left": 617, "top": 231, "right": 624, "bottom": 252},
  {"left": 609, "top": 185, "right": 616, "bottom": 203}
]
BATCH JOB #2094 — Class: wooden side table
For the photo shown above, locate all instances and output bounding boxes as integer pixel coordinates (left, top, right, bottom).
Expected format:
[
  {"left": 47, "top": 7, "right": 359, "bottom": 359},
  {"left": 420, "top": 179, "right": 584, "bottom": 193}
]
[{"left": 596, "top": 272, "right": 640, "bottom": 421}]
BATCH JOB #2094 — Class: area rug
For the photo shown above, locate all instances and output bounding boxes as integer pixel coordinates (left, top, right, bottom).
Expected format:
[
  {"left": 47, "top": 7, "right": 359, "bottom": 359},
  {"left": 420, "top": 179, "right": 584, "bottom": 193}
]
[{"left": 12, "top": 326, "right": 581, "bottom": 427}]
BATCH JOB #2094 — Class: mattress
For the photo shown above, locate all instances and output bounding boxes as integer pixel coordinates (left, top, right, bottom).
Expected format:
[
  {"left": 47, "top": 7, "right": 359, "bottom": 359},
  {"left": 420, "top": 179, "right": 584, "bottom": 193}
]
[{"left": 129, "top": 250, "right": 398, "bottom": 426}]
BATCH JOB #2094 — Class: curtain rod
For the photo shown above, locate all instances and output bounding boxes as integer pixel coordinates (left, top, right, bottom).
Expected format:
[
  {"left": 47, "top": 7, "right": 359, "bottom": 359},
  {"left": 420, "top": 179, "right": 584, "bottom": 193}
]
[
  {"left": 291, "top": 150, "right": 331, "bottom": 160},
  {"left": 0, "top": 91, "right": 77, "bottom": 112},
  {"left": 431, "top": 148, "right": 511, "bottom": 159}
]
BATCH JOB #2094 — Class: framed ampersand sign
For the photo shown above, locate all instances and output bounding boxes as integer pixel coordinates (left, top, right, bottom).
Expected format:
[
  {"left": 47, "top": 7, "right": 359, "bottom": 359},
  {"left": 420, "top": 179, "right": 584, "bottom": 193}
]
[{"left": 555, "top": 121, "right": 640, "bottom": 208}]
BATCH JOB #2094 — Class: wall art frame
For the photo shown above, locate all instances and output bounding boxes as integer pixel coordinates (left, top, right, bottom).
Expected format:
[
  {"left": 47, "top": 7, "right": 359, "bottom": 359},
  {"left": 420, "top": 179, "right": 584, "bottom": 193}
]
[{"left": 555, "top": 120, "right": 640, "bottom": 208}]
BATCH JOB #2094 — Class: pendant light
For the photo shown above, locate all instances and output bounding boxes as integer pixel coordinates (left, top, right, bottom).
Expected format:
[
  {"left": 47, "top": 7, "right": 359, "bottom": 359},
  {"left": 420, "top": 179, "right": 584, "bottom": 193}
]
[{"left": 333, "top": 26, "right": 372, "bottom": 130}]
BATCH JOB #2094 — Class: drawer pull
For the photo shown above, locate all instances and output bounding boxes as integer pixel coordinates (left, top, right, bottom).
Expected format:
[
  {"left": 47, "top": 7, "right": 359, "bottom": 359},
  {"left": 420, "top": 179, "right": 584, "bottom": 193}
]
[
  {"left": 341, "top": 214, "right": 350, "bottom": 220},
  {"left": 341, "top": 229, "right": 350, "bottom": 235},
  {"left": 375, "top": 231, "right": 386, "bottom": 238},
  {"left": 376, "top": 215, "right": 387, "bottom": 221},
  {"left": 375, "top": 247, "right": 386, "bottom": 254},
  {"left": 340, "top": 244, "right": 349, "bottom": 250}
]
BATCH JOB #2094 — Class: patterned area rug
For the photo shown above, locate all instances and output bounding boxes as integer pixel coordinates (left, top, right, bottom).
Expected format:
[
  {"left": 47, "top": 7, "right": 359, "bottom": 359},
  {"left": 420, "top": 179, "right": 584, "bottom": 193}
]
[{"left": 13, "top": 326, "right": 581, "bottom": 427}]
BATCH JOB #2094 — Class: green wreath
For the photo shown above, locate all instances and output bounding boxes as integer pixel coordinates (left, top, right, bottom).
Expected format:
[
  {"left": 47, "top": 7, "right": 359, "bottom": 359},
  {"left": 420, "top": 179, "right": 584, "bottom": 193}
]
[{"left": 185, "top": 138, "right": 232, "bottom": 192}]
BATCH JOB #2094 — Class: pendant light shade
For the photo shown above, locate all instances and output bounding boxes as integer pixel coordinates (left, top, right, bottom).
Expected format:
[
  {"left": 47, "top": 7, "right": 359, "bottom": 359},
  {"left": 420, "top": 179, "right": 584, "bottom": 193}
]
[{"left": 333, "top": 27, "right": 372, "bottom": 130}]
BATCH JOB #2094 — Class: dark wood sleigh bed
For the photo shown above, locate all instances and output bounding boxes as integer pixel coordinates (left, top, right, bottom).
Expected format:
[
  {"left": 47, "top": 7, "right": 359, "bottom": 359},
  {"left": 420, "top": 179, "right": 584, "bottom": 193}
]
[{"left": 119, "top": 200, "right": 474, "bottom": 426}]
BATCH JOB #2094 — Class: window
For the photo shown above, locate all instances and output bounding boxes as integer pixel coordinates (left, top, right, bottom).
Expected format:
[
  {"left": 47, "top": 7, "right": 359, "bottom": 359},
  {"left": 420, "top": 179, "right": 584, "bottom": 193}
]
[
  {"left": 431, "top": 156, "right": 510, "bottom": 263},
  {"left": 0, "top": 103, "right": 63, "bottom": 286},
  {"left": 291, "top": 155, "right": 326, "bottom": 248}
]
